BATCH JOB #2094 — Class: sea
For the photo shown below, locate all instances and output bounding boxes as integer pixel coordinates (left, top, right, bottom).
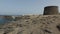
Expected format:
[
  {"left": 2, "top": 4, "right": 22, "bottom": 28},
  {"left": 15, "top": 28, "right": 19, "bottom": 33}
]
[{"left": 0, "top": 18, "right": 12, "bottom": 24}]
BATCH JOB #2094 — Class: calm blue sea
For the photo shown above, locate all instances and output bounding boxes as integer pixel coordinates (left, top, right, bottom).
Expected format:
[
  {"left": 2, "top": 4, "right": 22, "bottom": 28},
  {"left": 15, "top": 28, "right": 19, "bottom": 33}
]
[{"left": 0, "top": 18, "right": 11, "bottom": 24}]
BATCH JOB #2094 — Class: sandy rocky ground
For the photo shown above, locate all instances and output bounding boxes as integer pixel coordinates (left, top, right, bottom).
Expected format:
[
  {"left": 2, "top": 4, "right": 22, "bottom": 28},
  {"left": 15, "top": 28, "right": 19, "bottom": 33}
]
[{"left": 0, "top": 15, "right": 60, "bottom": 34}]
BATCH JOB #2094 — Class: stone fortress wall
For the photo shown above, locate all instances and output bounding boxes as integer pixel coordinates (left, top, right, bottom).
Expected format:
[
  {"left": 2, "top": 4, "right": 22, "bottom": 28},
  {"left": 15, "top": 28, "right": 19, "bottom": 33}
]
[{"left": 43, "top": 6, "right": 59, "bottom": 15}]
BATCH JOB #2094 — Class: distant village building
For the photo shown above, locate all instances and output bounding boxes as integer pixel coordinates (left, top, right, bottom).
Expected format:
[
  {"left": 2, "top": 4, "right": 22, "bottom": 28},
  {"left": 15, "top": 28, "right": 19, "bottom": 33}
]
[{"left": 12, "top": 16, "right": 16, "bottom": 20}]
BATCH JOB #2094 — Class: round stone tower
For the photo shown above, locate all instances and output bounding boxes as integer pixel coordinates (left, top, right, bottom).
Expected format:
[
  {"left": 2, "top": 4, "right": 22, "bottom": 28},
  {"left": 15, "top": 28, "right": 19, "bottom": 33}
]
[{"left": 43, "top": 6, "right": 59, "bottom": 15}]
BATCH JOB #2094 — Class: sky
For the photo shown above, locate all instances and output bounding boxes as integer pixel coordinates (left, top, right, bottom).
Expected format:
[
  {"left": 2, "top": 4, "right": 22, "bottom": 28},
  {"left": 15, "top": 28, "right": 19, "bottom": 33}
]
[{"left": 0, "top": 0, "right": 60, "bottom": 15}]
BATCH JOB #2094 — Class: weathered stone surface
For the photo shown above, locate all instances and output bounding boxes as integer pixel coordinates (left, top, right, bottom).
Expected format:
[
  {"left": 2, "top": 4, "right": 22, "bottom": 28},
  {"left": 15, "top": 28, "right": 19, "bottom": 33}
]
[
  {"left": 43, "top": 6, "right": 59, "bottom": 15},
  {"left": 0, "top": 15, "right": 60, "bottom": 34}
]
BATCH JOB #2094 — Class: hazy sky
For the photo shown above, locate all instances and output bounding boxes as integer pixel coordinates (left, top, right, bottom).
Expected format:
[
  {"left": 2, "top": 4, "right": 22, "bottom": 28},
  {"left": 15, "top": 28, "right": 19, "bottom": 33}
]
[{"left": 0, "top": 0, "right": 60, "bottom": 15}]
